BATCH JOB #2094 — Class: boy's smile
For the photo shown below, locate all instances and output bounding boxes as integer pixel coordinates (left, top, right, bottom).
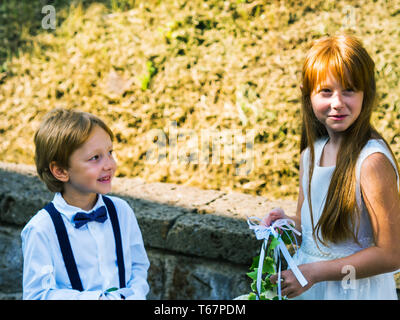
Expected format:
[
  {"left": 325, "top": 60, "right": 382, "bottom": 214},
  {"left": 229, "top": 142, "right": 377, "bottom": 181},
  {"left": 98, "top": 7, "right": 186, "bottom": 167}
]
[{"left": 62, "top": 125, "right": 116, "bottom": 209}]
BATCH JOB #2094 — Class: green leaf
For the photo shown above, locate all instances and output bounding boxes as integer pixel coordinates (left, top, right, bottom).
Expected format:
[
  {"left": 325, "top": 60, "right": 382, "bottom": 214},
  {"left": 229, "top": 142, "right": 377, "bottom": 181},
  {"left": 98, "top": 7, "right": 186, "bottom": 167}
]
[
  {"left": 246, "top": 269, "right": 258, "bottom": 280},
  {"left": 250, "top": 280, "right": 256, "bottom": 292},
  {"left": 260, "top": 280, "right": 268, "bottom": 293},
  {"left": 251, "top": 279, "right": 269, "bottom": 294},
  {"left": 248, "top": 292, "right": 257, "bottom": 300},
  {"left": 263, "top": 276, "right": 275, "bottom": 290},
  {"left": 262, "top": 256, "right": 275, "bottom": 274},
  {"left": 249, "top": 255, "right": 260, "bottom": 271},
  {"left": 259, "top": 293, "right": 268, "bottom": 300},
  {"left": 281, "top": 228, "right": 295, "bottom": 245},
  {"left": 269, "top": 236, "right": 280, "bottom": 250},
  {"left": 259, "top": 292, "right": 271, "bottom": 300}
]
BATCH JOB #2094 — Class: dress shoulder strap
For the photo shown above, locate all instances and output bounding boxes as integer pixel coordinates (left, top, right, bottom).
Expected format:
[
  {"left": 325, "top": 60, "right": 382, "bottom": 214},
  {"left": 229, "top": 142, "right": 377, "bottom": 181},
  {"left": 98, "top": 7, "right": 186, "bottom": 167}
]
[
  {"left": 356, "top": 139, "right": 399, "bottom": 190},
  {"left": 302, "top": 137, "right": 329, "bottom": 172},
  {"left": 355, "top": 139, "right": 400, "bottom": 206}
]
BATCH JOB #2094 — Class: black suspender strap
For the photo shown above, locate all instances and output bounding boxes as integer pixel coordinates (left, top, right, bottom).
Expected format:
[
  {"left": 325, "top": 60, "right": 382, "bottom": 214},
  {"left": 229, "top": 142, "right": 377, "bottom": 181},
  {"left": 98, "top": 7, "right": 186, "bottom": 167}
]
[
  {"left": 44, "top": 202, "right": 84, "bottom": 291},
  {"left": 103, "top": 195, "right": 126, "bottom": 288},
  {"left": 44, "top": 196, "right": 126, "bottom": 291}
]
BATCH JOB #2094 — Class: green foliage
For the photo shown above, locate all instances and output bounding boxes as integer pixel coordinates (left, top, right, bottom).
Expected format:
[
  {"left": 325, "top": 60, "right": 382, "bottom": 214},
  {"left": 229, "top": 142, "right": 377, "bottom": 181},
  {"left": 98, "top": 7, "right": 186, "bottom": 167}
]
[
  {"left": 1, "top": 0, "right": 399, "bottom": 200},
  {"left": 245, "top": 226, "right": 295, "bottom": 300},
  {"left": 140, "top": 60, "right": 158, "bottom": 91},
  {"left": 110, "top": 0, "right": 136, "bottom": 12},
  {"left": 0, "top": 0, "right": 138, "bottom": 65}
]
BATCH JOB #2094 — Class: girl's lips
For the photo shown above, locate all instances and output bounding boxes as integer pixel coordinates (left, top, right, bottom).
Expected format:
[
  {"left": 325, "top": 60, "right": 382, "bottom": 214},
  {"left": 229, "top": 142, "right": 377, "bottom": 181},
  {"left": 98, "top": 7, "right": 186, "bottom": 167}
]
[{"left": 329, "top": 115, "right": 347, "bottom": 120}]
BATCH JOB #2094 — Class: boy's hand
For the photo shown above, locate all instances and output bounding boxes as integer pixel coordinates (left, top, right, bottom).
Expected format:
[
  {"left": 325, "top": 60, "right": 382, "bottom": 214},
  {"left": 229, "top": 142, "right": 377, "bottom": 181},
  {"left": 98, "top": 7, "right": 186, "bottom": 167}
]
[
  {"left": 99, "top": 293, "right": 109, "bottom": 300},
  {"left": 261, "top": 207, "right": 287, "bottom": 226},
  {"left": 99, "top": 287, "right": 125, "bottom": 300}
]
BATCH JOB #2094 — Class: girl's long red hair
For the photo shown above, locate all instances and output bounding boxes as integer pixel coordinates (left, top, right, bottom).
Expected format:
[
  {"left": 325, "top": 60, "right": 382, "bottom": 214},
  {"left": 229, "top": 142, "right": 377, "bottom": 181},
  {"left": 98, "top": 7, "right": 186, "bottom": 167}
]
[{"left": 300, "top": 33, "right": 399, "bottom": 246}]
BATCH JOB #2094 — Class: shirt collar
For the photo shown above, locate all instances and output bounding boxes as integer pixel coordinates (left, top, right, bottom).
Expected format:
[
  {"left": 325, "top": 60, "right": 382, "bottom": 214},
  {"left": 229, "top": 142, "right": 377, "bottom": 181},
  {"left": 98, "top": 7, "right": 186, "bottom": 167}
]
[{"left": 52, "top": 192, "right": 106, "bottom": 223}]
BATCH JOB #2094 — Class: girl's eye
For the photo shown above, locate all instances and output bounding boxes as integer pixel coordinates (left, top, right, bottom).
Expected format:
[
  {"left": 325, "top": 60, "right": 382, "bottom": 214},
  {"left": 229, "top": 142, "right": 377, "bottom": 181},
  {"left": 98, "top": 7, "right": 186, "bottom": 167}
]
[
  {"left": 343, "top": 88, "right": 356, "bottom": 96},
  {"left": 319, "top": 88, "right": 332, "bottom": 96}
]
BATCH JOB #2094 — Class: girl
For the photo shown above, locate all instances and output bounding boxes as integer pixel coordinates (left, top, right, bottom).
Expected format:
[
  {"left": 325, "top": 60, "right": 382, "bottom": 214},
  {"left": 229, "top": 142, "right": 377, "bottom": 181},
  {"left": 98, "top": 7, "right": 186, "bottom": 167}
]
[{"left": 263, "top": 34, "right": 400, "bottom": 299}]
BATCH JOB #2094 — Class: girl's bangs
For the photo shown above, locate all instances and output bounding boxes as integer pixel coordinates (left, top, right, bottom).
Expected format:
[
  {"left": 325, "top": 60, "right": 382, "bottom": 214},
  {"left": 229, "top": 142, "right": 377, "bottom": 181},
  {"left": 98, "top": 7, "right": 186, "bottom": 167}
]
[{"left": 305, "top": 47, "right": 364, "bottom": 93}]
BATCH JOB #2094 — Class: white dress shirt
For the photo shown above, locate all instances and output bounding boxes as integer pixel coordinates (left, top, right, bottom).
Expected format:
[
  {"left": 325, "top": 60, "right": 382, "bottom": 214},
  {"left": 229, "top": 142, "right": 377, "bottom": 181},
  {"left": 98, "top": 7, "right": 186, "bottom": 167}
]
[{"left": 21, "top": 193, "right": 150, "bottom": 300}]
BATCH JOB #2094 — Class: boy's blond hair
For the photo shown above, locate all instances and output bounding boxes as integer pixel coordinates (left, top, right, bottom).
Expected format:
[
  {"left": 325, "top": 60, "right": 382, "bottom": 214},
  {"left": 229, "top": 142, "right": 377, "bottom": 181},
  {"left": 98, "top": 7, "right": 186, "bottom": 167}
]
[{"left": 34, "top": 108, "right": 114, "bottom": 192}]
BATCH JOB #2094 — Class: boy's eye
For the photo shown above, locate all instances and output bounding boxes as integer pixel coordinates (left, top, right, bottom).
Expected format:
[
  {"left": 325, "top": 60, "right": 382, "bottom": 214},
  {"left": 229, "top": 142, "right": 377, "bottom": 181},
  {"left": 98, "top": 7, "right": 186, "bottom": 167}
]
[{"left": 89, "top": 155, "right": 99, "bottom": 161}]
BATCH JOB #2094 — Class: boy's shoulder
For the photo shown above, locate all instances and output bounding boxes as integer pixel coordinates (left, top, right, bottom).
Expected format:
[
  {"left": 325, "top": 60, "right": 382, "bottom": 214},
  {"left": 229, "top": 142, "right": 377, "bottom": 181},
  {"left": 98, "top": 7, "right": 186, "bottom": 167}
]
[{"left": 21, "top": 207, "right": 56, "bottom": 238}]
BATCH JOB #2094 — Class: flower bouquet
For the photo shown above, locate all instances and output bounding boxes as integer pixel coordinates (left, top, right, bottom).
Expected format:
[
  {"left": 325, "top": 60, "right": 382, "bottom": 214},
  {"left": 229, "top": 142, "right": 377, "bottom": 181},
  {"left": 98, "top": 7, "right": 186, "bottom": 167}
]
[{"left": 236, "top": 217, "right": 307, "bottom": 300}]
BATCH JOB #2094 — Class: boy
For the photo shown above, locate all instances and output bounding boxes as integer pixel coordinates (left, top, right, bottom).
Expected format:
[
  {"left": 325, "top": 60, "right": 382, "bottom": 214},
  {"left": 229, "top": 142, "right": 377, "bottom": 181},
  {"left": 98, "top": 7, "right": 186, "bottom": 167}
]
[{"left": 21, "top": 108, "right": 150, "bottom": 299}]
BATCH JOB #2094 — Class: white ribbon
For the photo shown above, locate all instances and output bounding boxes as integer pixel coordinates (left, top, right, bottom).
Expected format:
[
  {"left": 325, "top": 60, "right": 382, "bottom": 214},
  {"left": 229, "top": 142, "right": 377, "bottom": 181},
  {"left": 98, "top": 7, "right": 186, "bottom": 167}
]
[{"left": 247, "top": 217, "right": 308, "bottom": 300}]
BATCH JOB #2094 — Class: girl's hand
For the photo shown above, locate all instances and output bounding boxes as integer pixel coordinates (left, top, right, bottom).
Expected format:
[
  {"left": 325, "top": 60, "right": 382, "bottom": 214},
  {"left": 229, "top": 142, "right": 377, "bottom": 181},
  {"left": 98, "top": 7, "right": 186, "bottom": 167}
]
[
  {"left": 261, "top": 207, "right": 287, "bottom": 226},
  {"left": 270, "top": 263, "right": 316, "bottom": 299}
]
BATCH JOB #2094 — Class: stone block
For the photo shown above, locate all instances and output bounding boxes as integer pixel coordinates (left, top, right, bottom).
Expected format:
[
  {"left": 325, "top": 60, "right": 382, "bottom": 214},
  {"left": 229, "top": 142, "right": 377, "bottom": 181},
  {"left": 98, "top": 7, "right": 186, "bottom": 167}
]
[
  {"left": 0, "top": 165, "right": 52, "bottom": 226},
  {"left": 114, "top": 196, "right": 189, "bottom": 250},
  {"left": 147, "top": 249, "right": 250, "bottom": 300},
  {"left": 116, "top": 181, "right": 225, "bottom": 212},
  {"left": 0, "top": 226, "right": 23, "bottom": 293},
  {"left": 166, "top": 213, "right": 259, "bottom": 265},
  {"left": 201, "top": 191, "right": 297, "bottom": 220}
]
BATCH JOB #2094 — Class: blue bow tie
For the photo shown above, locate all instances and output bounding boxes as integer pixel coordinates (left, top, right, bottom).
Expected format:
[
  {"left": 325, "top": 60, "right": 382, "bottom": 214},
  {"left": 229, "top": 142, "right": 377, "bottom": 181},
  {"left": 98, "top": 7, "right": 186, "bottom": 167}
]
[{"left": 73, "top": 206, "right": 108, "bottom": 229}]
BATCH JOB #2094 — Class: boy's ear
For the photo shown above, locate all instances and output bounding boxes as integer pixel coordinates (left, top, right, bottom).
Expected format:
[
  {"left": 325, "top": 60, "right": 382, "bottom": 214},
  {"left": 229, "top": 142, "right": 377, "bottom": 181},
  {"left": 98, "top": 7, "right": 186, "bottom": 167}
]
[{"left": 49, "top": 161, "right": 69, "bottom": 182}]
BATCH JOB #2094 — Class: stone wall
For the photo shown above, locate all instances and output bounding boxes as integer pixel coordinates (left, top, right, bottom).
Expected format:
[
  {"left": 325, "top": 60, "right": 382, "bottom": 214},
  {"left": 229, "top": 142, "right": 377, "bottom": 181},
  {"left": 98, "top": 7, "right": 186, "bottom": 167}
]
[{"left": 0, "top": 162, "right": 398, "bottom": 300}]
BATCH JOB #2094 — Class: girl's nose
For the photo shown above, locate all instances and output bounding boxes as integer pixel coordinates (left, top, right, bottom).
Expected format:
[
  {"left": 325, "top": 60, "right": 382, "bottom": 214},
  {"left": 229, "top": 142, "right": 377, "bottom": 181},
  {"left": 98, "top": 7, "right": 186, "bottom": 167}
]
[{"left": 331, "top": 92, "right": 345, "bottom": 110}]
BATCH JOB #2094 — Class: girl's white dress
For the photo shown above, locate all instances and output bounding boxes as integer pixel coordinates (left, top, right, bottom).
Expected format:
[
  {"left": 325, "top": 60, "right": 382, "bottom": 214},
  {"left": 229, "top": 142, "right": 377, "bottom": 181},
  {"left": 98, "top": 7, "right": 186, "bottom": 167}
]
[{"left": 293, "top": 137, "right": 399, "bottom": 300}]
